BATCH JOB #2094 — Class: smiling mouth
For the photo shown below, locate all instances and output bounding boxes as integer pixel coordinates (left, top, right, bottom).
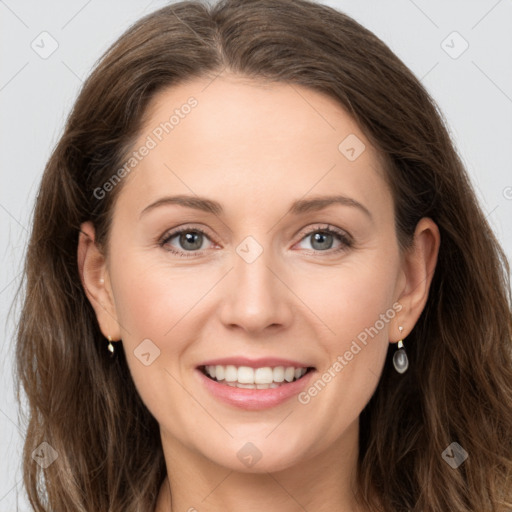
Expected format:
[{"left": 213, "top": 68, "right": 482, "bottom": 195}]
[{"left": 199, "top": 364, "right": 315, "bottom": 389}]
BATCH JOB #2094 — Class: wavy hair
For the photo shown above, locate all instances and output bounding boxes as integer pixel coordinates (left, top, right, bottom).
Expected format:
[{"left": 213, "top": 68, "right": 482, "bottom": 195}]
[{"left": 14, "top": 0, "right": 512, "bottom": 510}]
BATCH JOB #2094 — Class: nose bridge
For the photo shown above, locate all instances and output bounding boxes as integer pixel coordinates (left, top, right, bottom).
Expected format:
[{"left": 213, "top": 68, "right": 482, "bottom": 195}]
[{"left": 218, "top": 233, "right": 291, "bottom": 332}]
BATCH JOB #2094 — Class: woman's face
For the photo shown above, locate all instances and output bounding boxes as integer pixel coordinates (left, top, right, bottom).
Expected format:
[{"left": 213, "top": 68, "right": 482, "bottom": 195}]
[{"left": 81, "top": 74, "right": 436, "bottom": 474}]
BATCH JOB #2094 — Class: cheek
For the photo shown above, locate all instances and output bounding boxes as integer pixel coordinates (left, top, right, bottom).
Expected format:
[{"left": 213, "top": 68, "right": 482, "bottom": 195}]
[
  {"left": 296, "top": 252, "right": 398, "bottom": 402},
  {"left": 110, "top": 255, "right": 205, "bottom": 341},
  {"left": 294, "top": 253, "right": 399, "bottom": 347},
  {"left": 108, "top": 256, "right": 203, "bottom": 419},
  {"left": 339, "top": 266, "right": 397, "bottom": 343},
  {"left": 108, "top": 254, "right": 219, "bottom": 400}
]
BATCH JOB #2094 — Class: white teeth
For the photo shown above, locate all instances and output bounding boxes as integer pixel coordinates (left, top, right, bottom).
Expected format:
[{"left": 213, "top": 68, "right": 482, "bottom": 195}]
[
  {"left": 203, "top": 364, "right": 309, "bottom": 386},
  {"left": 284, "top": 367, "right": 295, "bottom": 382},
  {"left": 224, "top": 365, "right": 238, "bottom": 382},
  {"left": 273, "top": 366, "right": 285, "bottom": 382},
  {"left": 254, "top": 367, "right": 273, "bottom": 384},
  {"left": 215, "top": 365, "right": 224, "bottom": 381},
  {"left": 220, "top": 382, "right": 286, "bottom": 389},
  {"left": 237, "top": 366, "right": 254, "bottom": 384}
]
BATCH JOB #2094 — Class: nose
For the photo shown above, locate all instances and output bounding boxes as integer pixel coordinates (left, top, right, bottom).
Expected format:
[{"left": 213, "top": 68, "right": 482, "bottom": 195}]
[{"left": 217, "top": 240, "right": 294, "bottom": 335}]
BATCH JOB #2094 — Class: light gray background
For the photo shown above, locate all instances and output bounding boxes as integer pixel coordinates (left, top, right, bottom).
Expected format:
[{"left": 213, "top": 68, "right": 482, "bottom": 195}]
[{"left": 1, "top": 0, "right": 511, "bottom": 509}]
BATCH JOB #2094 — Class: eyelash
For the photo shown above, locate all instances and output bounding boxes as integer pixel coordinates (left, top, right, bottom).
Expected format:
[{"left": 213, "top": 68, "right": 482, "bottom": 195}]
[{"left": 158, "top": 224, "right": 353, "bottom": 258}]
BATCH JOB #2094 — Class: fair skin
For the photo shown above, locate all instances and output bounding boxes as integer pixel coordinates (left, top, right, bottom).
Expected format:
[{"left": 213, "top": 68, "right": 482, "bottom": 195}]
[{"left": 78, "top": 74, "right": 439, "bottom": 511}]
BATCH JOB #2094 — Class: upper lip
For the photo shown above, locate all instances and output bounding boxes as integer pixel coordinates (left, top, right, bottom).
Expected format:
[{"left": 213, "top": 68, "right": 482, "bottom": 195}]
[{"left": 197, "top": 357, "right": 315, "bottom": 369}]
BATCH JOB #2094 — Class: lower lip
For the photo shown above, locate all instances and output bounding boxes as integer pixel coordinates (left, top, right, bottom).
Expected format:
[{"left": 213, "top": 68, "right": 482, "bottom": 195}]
[{"left": 196, "top": 368, "right": 316, "bottom": 410}]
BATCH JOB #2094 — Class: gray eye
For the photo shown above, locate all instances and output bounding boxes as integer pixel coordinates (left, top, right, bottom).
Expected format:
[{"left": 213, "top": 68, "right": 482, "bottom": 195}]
[{"left": 310, "top": 232, "right": 335, "bottom": 251}]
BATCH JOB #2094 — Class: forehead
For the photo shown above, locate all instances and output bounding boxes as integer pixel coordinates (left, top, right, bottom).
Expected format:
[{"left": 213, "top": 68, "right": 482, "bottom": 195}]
[{"left": 113, "top": 74, "right": 391, "bottom": 222}]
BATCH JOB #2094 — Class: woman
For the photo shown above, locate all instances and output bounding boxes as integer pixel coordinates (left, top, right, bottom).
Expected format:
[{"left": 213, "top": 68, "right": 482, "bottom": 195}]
[{"left": 15, "top": 0, "right": 512, "bottom": 510}]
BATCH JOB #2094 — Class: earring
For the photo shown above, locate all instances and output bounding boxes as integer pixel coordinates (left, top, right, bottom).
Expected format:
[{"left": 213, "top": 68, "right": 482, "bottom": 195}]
[
  {"left": 392, "top": 326, "right": 409, "bottom": 374},
  {"left": 107, "top": 335, "right": 115, "bottom": 357}
]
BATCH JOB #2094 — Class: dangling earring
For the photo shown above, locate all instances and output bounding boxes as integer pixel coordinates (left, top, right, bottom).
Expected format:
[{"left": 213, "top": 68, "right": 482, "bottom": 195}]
[
  {"left": 107, "top": 335, "right": 115, "bottom": 357},
  {"left": 393, "top": 326, "right": 409, "bottom": 374}
]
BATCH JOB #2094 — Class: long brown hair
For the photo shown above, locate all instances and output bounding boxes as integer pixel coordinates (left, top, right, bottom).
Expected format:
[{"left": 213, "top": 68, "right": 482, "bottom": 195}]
[{"left": 14, "top": 0, "right": 512, "bottom": 510}]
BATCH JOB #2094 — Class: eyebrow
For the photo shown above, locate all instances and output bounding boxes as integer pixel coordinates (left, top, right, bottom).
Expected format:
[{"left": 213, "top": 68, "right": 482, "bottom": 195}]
[{"left": 139, "top": 194, "right": 372, "bottom": 220}]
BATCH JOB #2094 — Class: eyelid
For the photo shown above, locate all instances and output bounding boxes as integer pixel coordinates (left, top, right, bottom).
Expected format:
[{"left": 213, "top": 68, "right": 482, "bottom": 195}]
[
  {"left": 294, "top": 223, "right": 352, "bottom": 245},
  {"left": 158, "top": 224, "right": 218, "bottom": 248}
]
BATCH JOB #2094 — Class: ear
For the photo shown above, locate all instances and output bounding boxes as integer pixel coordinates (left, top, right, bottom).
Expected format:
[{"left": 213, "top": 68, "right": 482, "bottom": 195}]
[
  {"left": 77, "top": 221, "right": 122, "bottom": 340},
  {"left": 392, "top": 217, "right": 440, "bottom": 342}
]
